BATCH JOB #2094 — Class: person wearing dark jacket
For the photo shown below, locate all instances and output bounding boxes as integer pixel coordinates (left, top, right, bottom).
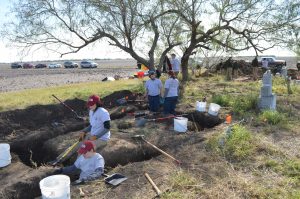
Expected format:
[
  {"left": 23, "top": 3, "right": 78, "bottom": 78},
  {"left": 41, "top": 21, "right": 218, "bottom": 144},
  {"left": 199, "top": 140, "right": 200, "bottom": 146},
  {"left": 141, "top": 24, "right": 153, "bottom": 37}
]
[
  {"left": 224, "top": 57, "right": 233, "bottom": 81},
  {"left": 252, "top": 56, "right": 259, "bottom": 80}
]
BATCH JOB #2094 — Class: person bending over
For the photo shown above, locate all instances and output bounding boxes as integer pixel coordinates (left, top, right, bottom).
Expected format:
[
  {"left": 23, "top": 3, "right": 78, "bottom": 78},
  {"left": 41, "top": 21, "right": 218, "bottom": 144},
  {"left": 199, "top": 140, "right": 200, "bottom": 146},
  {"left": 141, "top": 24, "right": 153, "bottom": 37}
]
[
  {"left": 50, "top": 94, "right": 110, "bottom": 165},
  {"left": 55, "top": 140, "right": 105, "bottom": 185}
]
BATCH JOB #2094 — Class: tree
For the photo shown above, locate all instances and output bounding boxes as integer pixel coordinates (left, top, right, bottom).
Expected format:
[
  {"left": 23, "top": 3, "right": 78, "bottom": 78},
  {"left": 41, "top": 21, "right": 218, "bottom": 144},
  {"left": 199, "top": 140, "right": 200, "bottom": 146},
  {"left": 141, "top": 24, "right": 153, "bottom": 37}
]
[
  {"left": 3, "top": 0, "right": 181, "bottom": 70},
  {"left": 166, "top": 0, "right": 300, "bottom": 81}
]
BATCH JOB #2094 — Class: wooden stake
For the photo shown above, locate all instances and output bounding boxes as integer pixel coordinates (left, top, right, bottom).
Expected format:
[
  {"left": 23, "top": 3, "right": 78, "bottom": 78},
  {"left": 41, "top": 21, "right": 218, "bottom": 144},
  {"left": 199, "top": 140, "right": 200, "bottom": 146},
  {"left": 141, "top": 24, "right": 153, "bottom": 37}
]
[{"left": 144, "top": 173, "right": 162, "bottom": 196}]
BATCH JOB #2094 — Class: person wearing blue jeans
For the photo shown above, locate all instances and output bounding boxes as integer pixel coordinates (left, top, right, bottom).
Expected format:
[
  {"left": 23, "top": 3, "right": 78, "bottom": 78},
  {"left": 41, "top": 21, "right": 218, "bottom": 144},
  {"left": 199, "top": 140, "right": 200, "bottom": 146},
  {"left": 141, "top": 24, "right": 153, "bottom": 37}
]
[
  {"left": 164, "top": 71, "right": 179, "bottom": 115},
  {"left": 145, "top": 70, "right": 163, "bottom": 112}
]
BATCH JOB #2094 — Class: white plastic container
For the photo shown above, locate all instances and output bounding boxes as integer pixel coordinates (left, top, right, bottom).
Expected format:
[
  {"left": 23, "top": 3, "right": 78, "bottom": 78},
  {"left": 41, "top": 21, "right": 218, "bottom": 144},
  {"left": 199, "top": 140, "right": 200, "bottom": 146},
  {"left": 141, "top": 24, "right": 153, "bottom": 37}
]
[
  {"left": 174, "top": 117, "right": 188, "bottom": 133},
  {"left": 0, "top": 143, "right": 11, "bottom": 168},
  {"left": 208, "top": 103, "right": 221, "bottom": 116},
  {"left": 196, "top": 101, "right": 206, "bottom": 112},
  {"left": 39, "top": 175, "right": 70, "bottom": 199}
]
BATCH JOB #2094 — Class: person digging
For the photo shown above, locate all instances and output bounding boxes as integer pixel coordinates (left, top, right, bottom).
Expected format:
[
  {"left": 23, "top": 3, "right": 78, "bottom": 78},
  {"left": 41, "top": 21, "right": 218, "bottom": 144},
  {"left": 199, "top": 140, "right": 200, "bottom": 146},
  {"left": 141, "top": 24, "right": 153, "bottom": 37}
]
[
  {"left": 49, "top": 94, "right": 111, "bottom": 166},
  {"left": 53, "top": 140, "right": 105, "bottom": 185}
]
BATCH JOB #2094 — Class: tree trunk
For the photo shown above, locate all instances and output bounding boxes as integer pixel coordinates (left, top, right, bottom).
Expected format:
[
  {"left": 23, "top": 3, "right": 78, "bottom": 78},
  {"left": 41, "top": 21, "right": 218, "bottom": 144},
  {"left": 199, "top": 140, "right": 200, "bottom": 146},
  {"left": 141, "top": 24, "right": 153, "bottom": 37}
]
[{"left": 181, "top": 57, "right": 189, "bottom": 81}]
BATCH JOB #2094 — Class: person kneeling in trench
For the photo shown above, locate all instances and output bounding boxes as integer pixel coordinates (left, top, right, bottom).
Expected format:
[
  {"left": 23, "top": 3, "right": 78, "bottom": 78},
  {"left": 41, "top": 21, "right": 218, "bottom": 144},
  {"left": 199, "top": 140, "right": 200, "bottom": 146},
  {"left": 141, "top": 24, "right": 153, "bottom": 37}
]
[
  {"left": 55, "top": 140, "right": 104, "bottom": 185},
  {"left": 53, "top": 94, "right": 111, "bottom": 164}
]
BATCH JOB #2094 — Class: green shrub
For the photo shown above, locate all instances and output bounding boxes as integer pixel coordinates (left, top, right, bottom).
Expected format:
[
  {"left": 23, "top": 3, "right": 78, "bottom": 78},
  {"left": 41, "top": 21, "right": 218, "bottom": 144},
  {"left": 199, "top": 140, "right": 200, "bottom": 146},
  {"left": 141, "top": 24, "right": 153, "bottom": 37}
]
[
  {"left": 211, "top": 94, "right": 232, "bottom": 107},
  {"left": 232, "top": 94, "right": 258, "bottom": 115},
  {"left": 259, "top": 110, "right": 285, "bottom": 125},
  {"left": 224, "top": 125, "right": 256, "bottom": 161},
  {"left": 206, "top": 125, "right": 256, "bottom": 161}
]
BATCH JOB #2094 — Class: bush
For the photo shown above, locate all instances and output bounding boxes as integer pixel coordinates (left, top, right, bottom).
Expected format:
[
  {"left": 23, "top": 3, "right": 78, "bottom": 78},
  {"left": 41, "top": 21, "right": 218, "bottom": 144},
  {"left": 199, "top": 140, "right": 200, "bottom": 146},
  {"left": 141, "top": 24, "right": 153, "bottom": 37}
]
[
  {"left": 211, "top": 94, "right": 232, "bottom": 107},
  {"left": 224, "top": 125, "right": 256, "bottom": 161},
  {"left": 232, "top": 94, "right": 258, "bottom": 115},
  {"left": 259, "top": 110, "right": 285, "bottom": 125},
  {"left": 206, "top": 125, "right": 256, "bottom": 161}
]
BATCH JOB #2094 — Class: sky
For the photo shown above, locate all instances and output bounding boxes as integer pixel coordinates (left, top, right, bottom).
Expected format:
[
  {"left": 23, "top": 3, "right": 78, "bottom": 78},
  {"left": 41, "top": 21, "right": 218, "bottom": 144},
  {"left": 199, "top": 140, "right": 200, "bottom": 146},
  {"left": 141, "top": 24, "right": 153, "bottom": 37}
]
[{"left": 0, "top": 0, "right": 296, "bottom": 63}]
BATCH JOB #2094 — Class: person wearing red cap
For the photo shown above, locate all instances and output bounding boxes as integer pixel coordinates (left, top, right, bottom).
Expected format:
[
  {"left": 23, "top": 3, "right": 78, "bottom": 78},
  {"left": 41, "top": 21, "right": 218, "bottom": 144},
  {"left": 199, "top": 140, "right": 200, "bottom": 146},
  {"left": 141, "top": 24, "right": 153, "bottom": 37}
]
[
  {"left": 50, "top": 94, "right": 110, "bottom": 165},
  {"left": 54, "top": 140, "right": 105, "bottom": 185},
  {"left": 163, "top": 71, "right": 179, "bottom": 115},
  {"left": 79, "top": 94, "right": 111, "bottom": 147}
]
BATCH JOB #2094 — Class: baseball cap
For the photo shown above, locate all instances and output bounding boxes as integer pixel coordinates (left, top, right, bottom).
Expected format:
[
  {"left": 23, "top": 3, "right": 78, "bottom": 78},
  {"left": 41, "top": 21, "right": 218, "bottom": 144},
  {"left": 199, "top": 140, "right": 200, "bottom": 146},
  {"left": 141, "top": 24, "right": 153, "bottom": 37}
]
[
  {"left": 148, "top": 70, "right": 155, "bottom": 76},
  {"left": 87, "top": 95, "right": 100, "bottom": 106},
  {"left": 78, "top": 140, "right": 94, "bottom": 154}
]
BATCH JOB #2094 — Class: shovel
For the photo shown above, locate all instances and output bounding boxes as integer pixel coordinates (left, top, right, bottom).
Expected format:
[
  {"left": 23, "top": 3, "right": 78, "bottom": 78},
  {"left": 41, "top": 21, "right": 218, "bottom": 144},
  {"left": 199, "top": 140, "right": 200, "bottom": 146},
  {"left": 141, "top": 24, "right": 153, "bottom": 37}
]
[
  {"left": 102, "top": 173, "right": 127, "bottom": 186},
  {"left": 135, "top": 114, "right": 188, "bottom": 127},
  {"left": 52, "top": 94, "right": 85, "bottom": 120},
  {"left": 116, "top": 96, "right": 145, "bottom": 105},
  {"left": 132, "top": 135, "right": 181, "bottom": 164},
  {"left": 48, "top": 140, "right": 80, "bottom": 166}
]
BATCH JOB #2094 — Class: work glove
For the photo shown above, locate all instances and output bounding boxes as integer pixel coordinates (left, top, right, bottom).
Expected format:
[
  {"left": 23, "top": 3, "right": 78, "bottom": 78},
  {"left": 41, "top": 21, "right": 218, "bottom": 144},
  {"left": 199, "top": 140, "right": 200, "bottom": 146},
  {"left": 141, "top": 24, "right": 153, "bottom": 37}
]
[
  {"left": 79, "top": 132, "right": 87, "bottom": 141},
  {"left": 90, "top": 136, "right": 98, "bottom": 141}
]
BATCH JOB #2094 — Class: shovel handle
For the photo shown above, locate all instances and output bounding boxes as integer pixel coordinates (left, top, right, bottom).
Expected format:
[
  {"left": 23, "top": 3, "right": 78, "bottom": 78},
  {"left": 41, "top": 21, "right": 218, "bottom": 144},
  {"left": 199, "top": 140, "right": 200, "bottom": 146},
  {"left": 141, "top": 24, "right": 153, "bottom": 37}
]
[
  {"left": 144, "top": 173, "right": 162, "bottom": 196},
  {"left": 52, "top": 94, "right": 79, "bottom": 117},
  {"left": 143, "top": 139, "right": 181, "bottom": 165}
]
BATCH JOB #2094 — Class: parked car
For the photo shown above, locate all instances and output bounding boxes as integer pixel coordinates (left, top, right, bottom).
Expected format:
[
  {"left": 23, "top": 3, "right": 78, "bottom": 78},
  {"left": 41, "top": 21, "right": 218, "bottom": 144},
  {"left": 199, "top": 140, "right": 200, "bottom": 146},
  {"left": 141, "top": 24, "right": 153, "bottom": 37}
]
[
  {"left": 80, "top": 60, "right": 98, "bottom": 68},
  {"left": 23, "top": 63, "right": 34, "bottom": 69},
  {"left": 35, "top": 63, "right": 47, "bottom": 68},
  {"left": 48, "top": 63, "right": 62, "bottom": 69},
  {"left": 64, "top": 61, "right": 78, "bottom": 68},
  {"left": 258, "top": 57, "right": 286, "bottom": 68},
  {"left": 11, "top": 62, "right": 22, "bottom": 69}
]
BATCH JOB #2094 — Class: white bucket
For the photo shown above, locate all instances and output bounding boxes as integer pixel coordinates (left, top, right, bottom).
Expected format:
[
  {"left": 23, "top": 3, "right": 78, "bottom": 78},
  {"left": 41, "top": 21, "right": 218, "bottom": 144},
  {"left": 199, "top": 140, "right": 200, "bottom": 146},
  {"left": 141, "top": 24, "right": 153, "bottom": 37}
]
[
  {"left": 174, "top": 117, "right": 188, "bottom": 133},
  {"left": 208, "top": 103, "right": 221, "bottom": 116},
  {"left": 0, "top": 143, "right": 11, "bottom": 168},
  {"left": 196, "top": 101, "right": 206, "bottom": 112},
  {"left": 39, "top": 175, "right": 70, "bottom": 199}
]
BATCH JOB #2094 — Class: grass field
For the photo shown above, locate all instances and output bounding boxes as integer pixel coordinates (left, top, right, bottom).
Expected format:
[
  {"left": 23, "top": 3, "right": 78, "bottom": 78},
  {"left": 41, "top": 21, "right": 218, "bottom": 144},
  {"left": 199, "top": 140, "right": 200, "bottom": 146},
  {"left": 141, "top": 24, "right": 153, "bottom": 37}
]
[{"left": 0, "top": 79, "right": 143, "bottom": 111}]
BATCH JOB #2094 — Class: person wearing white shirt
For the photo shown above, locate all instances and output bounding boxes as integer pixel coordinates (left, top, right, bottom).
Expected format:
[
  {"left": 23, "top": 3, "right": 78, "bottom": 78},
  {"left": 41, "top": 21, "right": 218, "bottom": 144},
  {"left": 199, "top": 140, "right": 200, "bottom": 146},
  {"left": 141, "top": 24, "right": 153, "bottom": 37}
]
[
  {"left": 54, "top": 140, "right": 105, "bottom": 185},
  {"left": 145, "top": 70, "right": 163, "bottom": 112},
  {"left": 163, "top": 71, "right": 179, "bottom": 115},
  {"left": 262, "top": 58, "right": 269, "bottom": 70},
  {"left": 50, "top": 95, "right": 110, "bottom": 165},
  {"left": 170, "top": 53, "right": 181, "bottom": 76}
]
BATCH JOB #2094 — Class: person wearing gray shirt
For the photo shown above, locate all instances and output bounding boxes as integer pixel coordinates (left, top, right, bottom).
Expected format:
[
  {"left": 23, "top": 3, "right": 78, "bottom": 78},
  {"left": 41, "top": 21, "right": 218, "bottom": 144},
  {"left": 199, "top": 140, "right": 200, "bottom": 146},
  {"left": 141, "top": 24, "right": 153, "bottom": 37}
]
[
  {"left": 163, "top": 71, "right": 179, "bottom": 115},
  {"left": 54, "top": 140, "right": 104, "bottom": 185},
  {"left": 145, "top": 71, "right": 163, "bottom": 112}
]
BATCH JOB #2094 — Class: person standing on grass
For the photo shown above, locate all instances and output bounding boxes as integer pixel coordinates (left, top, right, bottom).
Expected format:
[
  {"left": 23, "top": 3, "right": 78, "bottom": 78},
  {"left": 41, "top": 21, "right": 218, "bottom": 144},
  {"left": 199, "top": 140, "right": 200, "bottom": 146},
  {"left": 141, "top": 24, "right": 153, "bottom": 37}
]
[
  {"left": 170, "top": 53, "right": 181, "bottom": 76},
  {"left": 145, "top": 70, "right": 163, "bottom": 112},
  {"left": 54, "top": 140, "right": 105, "bottom": 185},
  {"left": 261, "top": 58, "right": 269, "bottom": 72},
  {"left": 163, "top": 71, "right": 179, "bottom": 115},
  {"left": 50, "top": 95, "right": 111, "bottom": 165},
  {"left": 252, "top": 56, "right": 259, "bottom": 80}
]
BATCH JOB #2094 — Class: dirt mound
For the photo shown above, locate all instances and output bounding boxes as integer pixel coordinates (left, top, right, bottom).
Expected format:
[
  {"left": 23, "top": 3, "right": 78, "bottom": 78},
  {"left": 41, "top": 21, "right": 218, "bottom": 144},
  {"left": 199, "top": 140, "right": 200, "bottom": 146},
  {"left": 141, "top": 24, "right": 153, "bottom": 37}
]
[
  {"left": 0, "top": 153, "right": 53, "bottom": 199},
  {"left": 0, "top": 89, "right": 222, "bottom": 199}
]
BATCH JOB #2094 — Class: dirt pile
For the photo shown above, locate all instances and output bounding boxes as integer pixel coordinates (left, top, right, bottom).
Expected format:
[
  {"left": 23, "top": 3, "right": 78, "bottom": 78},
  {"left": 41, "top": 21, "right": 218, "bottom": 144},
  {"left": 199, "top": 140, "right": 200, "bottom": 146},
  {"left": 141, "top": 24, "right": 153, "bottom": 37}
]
[{"left": 0, "top": 89, "right": 222, "bottom": 199}]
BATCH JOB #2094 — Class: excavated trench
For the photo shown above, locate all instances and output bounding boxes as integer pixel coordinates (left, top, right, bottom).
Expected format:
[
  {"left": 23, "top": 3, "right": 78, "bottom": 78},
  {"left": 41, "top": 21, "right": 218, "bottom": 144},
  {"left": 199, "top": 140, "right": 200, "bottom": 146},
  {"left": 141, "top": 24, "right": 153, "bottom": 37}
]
[{"left": 0, "top": 90, "right": 222, "bottom": 199}]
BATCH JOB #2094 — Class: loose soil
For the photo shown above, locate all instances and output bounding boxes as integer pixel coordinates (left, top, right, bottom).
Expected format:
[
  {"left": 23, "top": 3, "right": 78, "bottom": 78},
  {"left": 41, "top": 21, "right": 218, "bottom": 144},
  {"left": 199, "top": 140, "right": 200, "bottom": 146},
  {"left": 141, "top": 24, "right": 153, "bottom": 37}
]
[{"left": 0, "top": 90, "right": 222, "bottom": 199}]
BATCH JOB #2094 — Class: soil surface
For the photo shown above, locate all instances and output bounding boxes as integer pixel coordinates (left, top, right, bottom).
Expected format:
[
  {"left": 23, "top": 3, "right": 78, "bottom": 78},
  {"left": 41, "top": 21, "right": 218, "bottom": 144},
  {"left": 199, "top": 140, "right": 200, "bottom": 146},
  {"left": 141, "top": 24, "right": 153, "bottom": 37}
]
[{"left": 0, "top": 89, "right": 222, "bottom": 199}]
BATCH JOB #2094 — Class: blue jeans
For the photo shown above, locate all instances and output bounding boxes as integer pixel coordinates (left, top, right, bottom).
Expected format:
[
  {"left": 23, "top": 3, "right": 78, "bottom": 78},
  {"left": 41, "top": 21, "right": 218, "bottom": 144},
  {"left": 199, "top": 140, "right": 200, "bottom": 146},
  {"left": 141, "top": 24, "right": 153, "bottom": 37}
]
[
  {"left": 163, "top": 96, "right": 178, "bottom": 114},
  {"left": 148, "top": 95, "right": 160, "bottom": 112}
]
